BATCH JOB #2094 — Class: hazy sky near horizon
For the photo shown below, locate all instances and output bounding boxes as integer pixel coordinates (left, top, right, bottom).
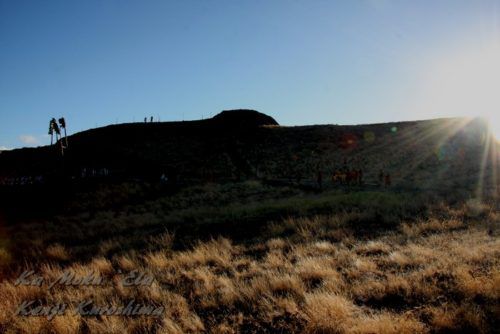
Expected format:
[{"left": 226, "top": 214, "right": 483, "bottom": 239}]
[{"left": 1, "top": 0, "right": 499, "bottom": 149}]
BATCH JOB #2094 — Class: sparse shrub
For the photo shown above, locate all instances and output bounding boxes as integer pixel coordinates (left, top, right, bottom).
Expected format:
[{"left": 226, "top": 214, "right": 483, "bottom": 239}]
[
  {"left": 46, "top": 244, "right": 70, "bottom": 261},
  {"left": 304, "top": 293, "right": 356, "bottom": 333}
]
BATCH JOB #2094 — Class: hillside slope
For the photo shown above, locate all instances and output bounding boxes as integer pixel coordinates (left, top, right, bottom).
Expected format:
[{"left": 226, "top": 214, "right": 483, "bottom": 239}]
[{"left": 0, "top": 110, "right": 498, "bottom": 194}]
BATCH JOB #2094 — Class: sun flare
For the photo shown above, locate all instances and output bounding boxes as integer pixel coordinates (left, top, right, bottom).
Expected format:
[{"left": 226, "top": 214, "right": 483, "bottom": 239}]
[
  {"left": 482, "top": 112, "right": 500, "bottom": 142},
  {"left": 416, "top": 42, "right": 500, "bottom": 141}
]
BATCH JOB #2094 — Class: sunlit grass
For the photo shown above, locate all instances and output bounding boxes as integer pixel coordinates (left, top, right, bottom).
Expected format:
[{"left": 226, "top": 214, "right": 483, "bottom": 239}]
[{"left": 0, "top": 180, "right": 498, "bottom": 332}]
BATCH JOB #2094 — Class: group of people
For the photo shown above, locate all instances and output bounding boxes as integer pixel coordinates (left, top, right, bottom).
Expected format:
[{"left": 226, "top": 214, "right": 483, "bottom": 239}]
[
  {"left": 0, "top": 175, "right": 44, "bottom": 186},
  {"left": 331, "top": 168, "right": 364, "bottom": 185},
  {"left": 315, "top": 167, "right": 392, "bottom": 189},
  {"left": 80, "top": 167, "right": 110, "bottom": 178},
  {"left": 316, "top": 168, "right": 363, "bottom": 189}
]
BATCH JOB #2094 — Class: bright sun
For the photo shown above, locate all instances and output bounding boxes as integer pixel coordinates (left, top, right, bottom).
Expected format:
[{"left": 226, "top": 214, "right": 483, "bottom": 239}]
[{"left": 416, "top": 42, "right": 500, "bottom": 140}]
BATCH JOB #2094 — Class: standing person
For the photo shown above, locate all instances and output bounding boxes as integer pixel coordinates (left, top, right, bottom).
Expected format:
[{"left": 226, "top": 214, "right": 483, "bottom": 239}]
[
  {"left": 358, "top": 169, "right": 363, "bottom": 185},
  {"left": 352, "top": 169, "right": 358, "bottom": 186},
  {"left": 335, "top": 169, "right": 341, "bottom": 184},
  {"left": 317, "top": 170, "right": 323, "bottom": 190},
  {"left": 295, "top": 172, "right": 302, "bottom": 184},
  {"left": 385, "top": 173, "right": 391, "bottom": 187},
  {"left": 346, "top": 169, "right": 351, "bottom": 185},
  {"left": 379, "top": 170, "right": 384, "bottom": 185}
]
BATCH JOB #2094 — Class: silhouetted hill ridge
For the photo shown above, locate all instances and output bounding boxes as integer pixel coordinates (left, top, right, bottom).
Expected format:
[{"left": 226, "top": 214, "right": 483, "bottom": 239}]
[{"left": 0, "top": 112, "right": 497, "bottom": 193}]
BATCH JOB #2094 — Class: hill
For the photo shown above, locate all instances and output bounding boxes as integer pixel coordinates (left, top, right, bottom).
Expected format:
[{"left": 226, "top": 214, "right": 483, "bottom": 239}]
[{"left": 0, "top": 110, "right": 497, "bottom": 195}]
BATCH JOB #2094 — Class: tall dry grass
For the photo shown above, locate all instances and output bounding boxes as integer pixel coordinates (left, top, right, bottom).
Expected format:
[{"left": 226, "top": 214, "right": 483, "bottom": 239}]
[{"left": 0, "top": 200, "right": 498, "bottom": 333}]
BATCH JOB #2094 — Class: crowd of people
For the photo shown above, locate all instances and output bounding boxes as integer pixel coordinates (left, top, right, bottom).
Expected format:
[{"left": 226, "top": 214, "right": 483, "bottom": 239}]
[
  {"left": 316, "top": 167, "right": 391, "bottom": 189},
  {"left": 80, "top": 167, "right": 110, "bottom": 178},
  {"left": 0, "top": 175, "right": 44, "bottom": 186},
  {"left": 331, "top": 168, "right": 364, "bottom": 185},
  {"left": 0, "top": 167, "right": 112, "bottom": 188}
]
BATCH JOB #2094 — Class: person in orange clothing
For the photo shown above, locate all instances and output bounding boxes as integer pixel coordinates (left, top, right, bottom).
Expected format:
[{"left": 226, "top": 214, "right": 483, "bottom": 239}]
[{"left": 384, "top": 173, "right": 391, "bottom": 187}]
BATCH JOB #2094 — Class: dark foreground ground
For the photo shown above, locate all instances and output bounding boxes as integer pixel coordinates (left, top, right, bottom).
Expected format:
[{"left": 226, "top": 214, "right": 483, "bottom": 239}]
[{"left": 0, "top": 179, "right": 498, "bottom": 333}]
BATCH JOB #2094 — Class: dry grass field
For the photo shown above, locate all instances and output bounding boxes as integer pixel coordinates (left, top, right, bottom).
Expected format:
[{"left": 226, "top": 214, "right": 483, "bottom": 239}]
[{"left": 0, "top": 181, "right": 498, "bottom": 333}]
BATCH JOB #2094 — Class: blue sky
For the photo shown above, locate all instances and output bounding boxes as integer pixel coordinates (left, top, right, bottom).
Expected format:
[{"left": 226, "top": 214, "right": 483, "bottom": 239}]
[{"left": 1, "top": 0, "right": 499, "bottom": 149}]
